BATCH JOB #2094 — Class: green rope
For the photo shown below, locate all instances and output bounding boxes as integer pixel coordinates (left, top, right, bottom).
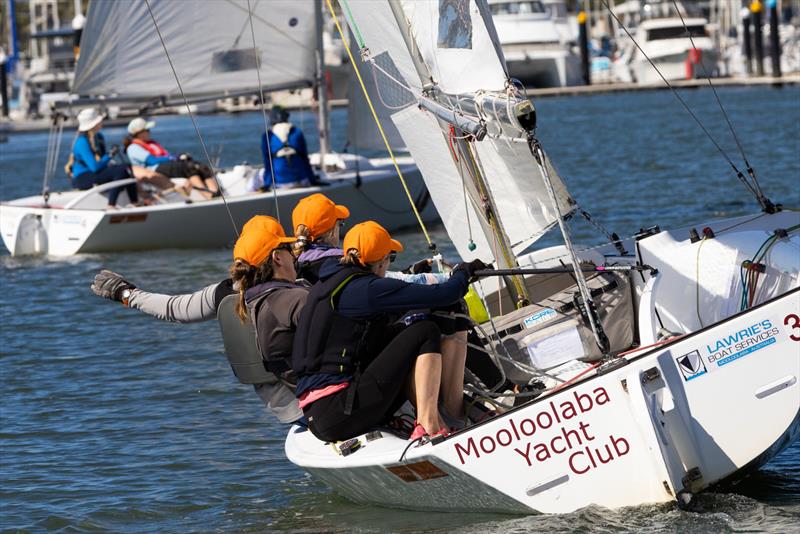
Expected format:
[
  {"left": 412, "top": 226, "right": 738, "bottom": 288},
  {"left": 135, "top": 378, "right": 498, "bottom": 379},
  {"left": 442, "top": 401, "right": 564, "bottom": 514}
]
[{"left": 340, "top": 0, "right": 365, "bottom": 48}]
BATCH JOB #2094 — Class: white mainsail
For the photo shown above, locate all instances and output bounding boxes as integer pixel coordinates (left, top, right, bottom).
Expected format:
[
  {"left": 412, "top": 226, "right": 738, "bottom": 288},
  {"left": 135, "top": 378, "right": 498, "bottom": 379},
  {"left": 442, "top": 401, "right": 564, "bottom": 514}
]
[
  {"left": 73, "top": 0, "right": 317, "bottom": 98},
  {"left": 339, "top": 0, "right": 574, "bottom": 263}
]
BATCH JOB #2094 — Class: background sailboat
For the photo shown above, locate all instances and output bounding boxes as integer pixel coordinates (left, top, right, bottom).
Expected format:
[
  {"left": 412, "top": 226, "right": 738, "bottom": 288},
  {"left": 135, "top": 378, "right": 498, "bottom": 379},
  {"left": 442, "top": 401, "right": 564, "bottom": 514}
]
[{"left": 0, "top": 0, "right": 435, "bottom": 257}]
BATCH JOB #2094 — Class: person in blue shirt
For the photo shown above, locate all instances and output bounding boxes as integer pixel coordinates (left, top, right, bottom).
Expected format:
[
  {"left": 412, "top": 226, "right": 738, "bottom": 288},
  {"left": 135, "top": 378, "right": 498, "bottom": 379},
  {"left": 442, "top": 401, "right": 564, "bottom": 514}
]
[
  {"left": 68, "top": 108, "right": 138, "bottom": 208},
  {"left": 260, "top": 106, "right": 316, "bottom": 189}
]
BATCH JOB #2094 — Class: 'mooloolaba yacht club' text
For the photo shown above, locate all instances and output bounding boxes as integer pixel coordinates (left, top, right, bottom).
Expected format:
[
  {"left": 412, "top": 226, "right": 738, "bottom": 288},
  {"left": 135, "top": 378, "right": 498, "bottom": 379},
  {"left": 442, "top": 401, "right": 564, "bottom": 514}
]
[{"left": 452, "top": 387, "right": 630, "bottom": 475}]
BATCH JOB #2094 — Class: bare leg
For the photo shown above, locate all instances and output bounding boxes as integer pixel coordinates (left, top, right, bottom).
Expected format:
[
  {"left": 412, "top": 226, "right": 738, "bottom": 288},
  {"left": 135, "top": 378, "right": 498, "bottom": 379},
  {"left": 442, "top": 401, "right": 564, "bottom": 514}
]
[
  {"left": 204, "top": 177, "right": 219, "bottom": 193},
  {"left": 412, "top": 353, "right": 443, "bottom": 434},
  {"left": 131, "top": 166, "right": 172, "bottom": 190},
  {"left": 440, "top": 332, "right": 468, "bottom": 419},
  {"left": 188, "top": 175, "right": 213, "bottom": 199}
]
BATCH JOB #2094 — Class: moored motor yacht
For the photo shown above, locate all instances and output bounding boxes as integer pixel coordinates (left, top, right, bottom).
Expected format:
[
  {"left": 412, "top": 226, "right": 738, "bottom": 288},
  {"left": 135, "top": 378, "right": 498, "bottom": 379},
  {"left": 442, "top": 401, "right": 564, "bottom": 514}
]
[
  {"left": 489, "top": 0, "right": 581, "bottom": 87},
  {"left": 618, "top": 17, "right": 719, "bottom": 84}
]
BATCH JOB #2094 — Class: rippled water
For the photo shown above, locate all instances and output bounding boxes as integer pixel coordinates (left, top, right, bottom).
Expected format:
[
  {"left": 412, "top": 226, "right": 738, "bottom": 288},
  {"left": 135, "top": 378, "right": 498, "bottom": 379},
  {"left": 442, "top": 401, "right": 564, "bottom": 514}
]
[{"left": 2, "top": 86, "right": 799, "bottom": 533}]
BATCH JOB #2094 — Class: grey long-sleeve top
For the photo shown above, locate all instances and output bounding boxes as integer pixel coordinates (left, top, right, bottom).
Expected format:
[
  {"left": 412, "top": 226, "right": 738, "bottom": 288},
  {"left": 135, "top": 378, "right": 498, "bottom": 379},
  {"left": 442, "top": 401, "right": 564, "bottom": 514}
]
[{"left": 127, "top": 279, "right": 233, "bottom": 323}]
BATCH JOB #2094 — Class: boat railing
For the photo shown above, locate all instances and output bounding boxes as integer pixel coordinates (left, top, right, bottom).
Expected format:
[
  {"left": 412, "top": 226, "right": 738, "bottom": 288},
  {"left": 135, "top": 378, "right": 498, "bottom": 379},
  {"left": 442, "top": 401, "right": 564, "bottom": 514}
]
[{"left": 63, "top": 178, "right": 138, "bottom": 210}]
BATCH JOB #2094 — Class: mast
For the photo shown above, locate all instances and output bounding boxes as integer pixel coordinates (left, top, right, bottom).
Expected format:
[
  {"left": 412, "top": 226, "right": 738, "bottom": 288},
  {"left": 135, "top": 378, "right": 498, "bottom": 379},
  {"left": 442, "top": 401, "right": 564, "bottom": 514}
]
[
  {"left": 314, "top": 0, "right": 331, "bottom": 171},
  {"left": 386, "top": 0, "right": 529, "bottom": 306},
  {"left": 8, "top": 0, "right": 20, "bottom": 73}
]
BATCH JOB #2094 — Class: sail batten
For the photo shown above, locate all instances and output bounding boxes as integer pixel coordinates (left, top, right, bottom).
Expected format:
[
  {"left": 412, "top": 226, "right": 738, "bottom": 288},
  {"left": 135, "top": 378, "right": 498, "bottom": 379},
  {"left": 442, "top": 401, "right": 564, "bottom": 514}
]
[{"left": 73, "top": 0, "right": 317, "bottom": 99}]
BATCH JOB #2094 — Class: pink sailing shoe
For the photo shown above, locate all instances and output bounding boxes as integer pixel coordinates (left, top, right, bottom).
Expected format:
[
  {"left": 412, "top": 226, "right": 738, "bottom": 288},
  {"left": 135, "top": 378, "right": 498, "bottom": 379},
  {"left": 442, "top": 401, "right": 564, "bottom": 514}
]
[{"left": 409, "top": 422, "right": 450, "bottom": 441}]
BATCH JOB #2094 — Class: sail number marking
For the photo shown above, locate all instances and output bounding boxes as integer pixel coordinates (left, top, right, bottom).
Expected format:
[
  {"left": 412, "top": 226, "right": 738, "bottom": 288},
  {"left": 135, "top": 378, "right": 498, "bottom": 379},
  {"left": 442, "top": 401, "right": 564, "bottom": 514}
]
[{"left": 784, "top": 314, "right": 800, "bottom": 342}]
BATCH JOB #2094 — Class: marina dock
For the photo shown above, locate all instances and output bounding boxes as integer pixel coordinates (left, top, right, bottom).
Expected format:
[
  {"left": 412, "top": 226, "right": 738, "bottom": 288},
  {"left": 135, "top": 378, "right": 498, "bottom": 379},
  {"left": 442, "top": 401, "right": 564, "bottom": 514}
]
[
  {"left": 526, "top": 74, "right": 800, "bottom": 98},
  {"left": 2, "top": 75, "right": 797, "bottom": 136}
]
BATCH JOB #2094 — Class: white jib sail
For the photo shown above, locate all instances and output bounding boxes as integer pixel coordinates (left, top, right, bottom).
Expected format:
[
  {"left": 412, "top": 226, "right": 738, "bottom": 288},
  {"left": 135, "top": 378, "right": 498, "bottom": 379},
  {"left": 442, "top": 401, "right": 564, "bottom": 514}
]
[
  {"left": 73, "top": 0, "right": 317, "bottom": 98},
  {"left": 339, "top": 0, "right": 574, "bottom": 262}
]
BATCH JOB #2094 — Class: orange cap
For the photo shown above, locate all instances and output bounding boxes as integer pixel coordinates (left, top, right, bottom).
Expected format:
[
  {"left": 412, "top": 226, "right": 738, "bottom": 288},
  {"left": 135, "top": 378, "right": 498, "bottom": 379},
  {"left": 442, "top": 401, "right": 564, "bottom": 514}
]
[
  {"left": 291, "top": 193, "right": 350, "bottom": 240},
  {"left": 342, "top": 221, "right": 403, "bottom": 265},
  {"left": 233, "top": 215, "right": 296, "bottom": 266}
]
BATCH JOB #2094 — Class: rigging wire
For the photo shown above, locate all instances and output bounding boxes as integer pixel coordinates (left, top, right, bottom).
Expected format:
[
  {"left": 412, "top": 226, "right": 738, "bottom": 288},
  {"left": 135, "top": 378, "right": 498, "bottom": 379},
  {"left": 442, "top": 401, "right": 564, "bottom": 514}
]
[
  {"left": 246, "top": 0, "right": 281, "bottom": 225},
  {"left": 599, "top": 0, "right": 769, "bottom": 209},
  {"left": 326, "top": 0, "right": 435, "bottom": 249},
  {"left": 530, "top": 138, "right": 608, "bottom": 352},
  {"left": 143, "top": 0, "right": 239, "bottom": 237},
  {"left": 669, "top": 0, "right": 769, "bottom": 205}
]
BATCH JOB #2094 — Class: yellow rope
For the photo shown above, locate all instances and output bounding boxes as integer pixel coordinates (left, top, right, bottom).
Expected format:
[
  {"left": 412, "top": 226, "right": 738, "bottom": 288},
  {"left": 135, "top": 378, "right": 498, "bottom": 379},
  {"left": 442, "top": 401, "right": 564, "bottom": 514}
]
[{"left": 325, "top": 0, "right": 433, "bottom": 247}]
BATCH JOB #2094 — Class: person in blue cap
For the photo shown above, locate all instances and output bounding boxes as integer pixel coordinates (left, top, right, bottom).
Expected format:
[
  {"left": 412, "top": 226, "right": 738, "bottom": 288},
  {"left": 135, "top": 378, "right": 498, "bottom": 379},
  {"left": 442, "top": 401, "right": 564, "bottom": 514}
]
[{"left": 260, "top": 106, "right": 316, "bottom": 189}]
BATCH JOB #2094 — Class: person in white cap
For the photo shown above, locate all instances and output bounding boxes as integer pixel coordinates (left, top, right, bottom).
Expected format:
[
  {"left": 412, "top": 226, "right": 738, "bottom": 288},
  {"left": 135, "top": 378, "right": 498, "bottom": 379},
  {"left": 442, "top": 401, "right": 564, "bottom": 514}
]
[
  {"left": 66, "top": 108, "right": 139, "bottom": 207},
  {"left": 125, "top": 117, "right": 220, "bottom": 200}
]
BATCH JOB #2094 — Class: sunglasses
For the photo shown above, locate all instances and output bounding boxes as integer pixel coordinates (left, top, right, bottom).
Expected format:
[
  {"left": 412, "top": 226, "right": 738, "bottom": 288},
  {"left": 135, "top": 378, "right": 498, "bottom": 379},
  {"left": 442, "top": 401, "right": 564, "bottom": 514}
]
[
  {"left": 274, "top": 243, "right": 295, "bottom": 255},
  {"left": 388, "top": 251, "right": 397, "bottom": 263},
  {"left": 338, "top": 220, "right": 346, "bottom": 228}
]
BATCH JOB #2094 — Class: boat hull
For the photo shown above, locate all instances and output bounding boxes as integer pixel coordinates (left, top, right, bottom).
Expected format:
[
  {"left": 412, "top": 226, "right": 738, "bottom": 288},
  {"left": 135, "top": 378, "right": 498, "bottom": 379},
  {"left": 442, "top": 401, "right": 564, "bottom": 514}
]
[
  {"left": 504, "top": 50, "right": 581, "bottom": 88},
  {"left": 287, "top": 288, "right": 800, "bottom": 513},
  {"left": 1, "top": 161, "right": 435, "bottom": 256},
  {"left": 632, "top": 49, "right": 719, "bottom": 85}
]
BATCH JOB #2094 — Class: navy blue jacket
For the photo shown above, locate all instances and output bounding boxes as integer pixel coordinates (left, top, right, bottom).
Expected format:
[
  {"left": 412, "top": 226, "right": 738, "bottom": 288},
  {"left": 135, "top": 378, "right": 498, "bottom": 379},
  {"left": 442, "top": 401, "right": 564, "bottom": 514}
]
[
  {"left": 297, "top": 260, "right": 470, "bottom": 394},
  {"left": 322, "top": 260, "right": 470, "bottom": 318}
]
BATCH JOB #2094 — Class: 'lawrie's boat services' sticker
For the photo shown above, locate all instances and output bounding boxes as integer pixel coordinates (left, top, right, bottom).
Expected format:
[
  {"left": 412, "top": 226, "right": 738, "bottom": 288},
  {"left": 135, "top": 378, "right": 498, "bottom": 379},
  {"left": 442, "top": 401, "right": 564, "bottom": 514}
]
[
  {"left": 680, "top": 318, "right": 782, "bottom": 381},
  {"left": 524, "top": 308, "right": 557, "bottom": 329},
  {"left": 675, "top": 350, "right": 707, "bottom": 381}
]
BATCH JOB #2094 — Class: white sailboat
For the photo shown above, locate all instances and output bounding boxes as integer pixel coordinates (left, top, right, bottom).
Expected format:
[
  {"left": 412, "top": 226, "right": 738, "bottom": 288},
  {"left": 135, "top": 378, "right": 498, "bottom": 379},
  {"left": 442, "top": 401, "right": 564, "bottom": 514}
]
[
  {"left": 0, "top": 0, "right": 433, "bottom": 257},
  {"left": 285, "top": 0, "right": 800, "bottom": 514}
]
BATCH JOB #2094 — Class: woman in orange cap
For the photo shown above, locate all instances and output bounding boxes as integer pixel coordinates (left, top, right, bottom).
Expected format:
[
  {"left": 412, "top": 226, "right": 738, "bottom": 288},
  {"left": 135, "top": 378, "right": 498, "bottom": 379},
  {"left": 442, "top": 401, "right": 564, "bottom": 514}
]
[
  {"left": 228, "top": 215, "right": 310, "bottom": 420},
  {"left": 292, "top": 193, "right": 440, "bottom": 284},
  {"left": 292, "top": 221, "right": 487, "bottom": 442},
  {"left": 292, "top": 193, "right": 351, "bottom": 283}
]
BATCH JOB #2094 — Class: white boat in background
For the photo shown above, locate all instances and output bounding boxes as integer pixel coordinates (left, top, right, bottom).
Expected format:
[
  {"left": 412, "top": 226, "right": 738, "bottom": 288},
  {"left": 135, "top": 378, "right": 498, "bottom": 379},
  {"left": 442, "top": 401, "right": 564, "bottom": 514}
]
[
  {"left": 489, "top": 0, "right": 581, "bottom": 87},
  {"left": 0, "top": 154, "right": 432, "bottom": 256},
  {"left": 285, "top": 0, "right": 800, "bottom": 515},
  {"left": 617, "top": 17, "right": 719, "bottom": 84},
  {"left": 0, "top": 0, "right": 432, "bottom": 257}
]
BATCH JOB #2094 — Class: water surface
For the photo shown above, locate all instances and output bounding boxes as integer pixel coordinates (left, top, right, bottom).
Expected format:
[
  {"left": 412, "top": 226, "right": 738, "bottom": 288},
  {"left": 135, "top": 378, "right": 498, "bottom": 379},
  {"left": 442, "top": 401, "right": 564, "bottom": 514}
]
[{"left": 1, "top": 86, "right": 799, "bottom": 532}]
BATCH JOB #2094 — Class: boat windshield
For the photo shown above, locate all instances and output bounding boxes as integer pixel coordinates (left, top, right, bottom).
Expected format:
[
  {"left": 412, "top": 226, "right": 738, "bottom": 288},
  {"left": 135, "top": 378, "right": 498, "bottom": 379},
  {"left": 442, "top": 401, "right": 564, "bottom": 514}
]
[
  {"left": 490, "top": 1, "right": 547, "bottom": 16},
  {"left": 647, "top": 25, "right": 707, "bottom": 41}
]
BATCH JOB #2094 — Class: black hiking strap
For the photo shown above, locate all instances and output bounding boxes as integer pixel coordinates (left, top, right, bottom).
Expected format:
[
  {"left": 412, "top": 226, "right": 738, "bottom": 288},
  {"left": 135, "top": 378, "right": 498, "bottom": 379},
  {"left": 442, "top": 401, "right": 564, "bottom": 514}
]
[{"left": 343, "top": 369, "right": 361, "bottom": 416}]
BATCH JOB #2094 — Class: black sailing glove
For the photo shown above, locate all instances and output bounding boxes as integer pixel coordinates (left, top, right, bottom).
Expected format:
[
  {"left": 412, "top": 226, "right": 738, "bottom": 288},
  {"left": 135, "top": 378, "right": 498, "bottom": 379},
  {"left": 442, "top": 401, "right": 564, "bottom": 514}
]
[
  {"left": 91, "top": 270, "right": 136, "bottom": 302},
  {"left": 453, "top": 259, "right": 491, "bottom": 282},
  {"left": 402, "top": 258, "right": 432, "bottom": 275}
]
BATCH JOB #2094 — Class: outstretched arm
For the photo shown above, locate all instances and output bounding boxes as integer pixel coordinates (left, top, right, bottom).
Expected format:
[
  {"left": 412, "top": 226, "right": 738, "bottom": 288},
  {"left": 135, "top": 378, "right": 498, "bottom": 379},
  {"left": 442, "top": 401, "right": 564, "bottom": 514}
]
[
  {"left": 91, "top": 269, "right": 224, "bottom": 323},
  {"left": 127, "top": 283, "right": 221, "bottom": 323}
]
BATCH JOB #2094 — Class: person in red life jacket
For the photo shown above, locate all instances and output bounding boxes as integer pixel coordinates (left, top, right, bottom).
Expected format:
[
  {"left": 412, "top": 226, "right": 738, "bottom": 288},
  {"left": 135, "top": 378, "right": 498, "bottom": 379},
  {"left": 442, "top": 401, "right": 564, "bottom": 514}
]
[
  {"left": 125, "top": 117, "right": 220, "bottom": 200},
  {"left": 292, "top": 221, "right": 487, "bottom": 442}
]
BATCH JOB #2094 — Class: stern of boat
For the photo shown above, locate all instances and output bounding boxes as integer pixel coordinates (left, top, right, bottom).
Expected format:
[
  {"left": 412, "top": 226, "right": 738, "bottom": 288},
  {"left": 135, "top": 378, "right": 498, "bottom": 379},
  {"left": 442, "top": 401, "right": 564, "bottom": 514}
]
[{"left": 0, "top": 201, "right": 104, "bottom": 256}]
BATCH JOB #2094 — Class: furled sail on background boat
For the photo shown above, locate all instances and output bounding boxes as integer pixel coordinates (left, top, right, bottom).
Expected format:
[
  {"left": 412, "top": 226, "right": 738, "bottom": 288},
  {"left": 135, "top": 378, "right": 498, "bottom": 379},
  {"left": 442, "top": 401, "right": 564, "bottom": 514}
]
[
  {"left": 285, "top": 0, "right": 800, "bottom": 515},
  {"left": 0, "top": 0, "right": 435, "bottom": 257}
]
